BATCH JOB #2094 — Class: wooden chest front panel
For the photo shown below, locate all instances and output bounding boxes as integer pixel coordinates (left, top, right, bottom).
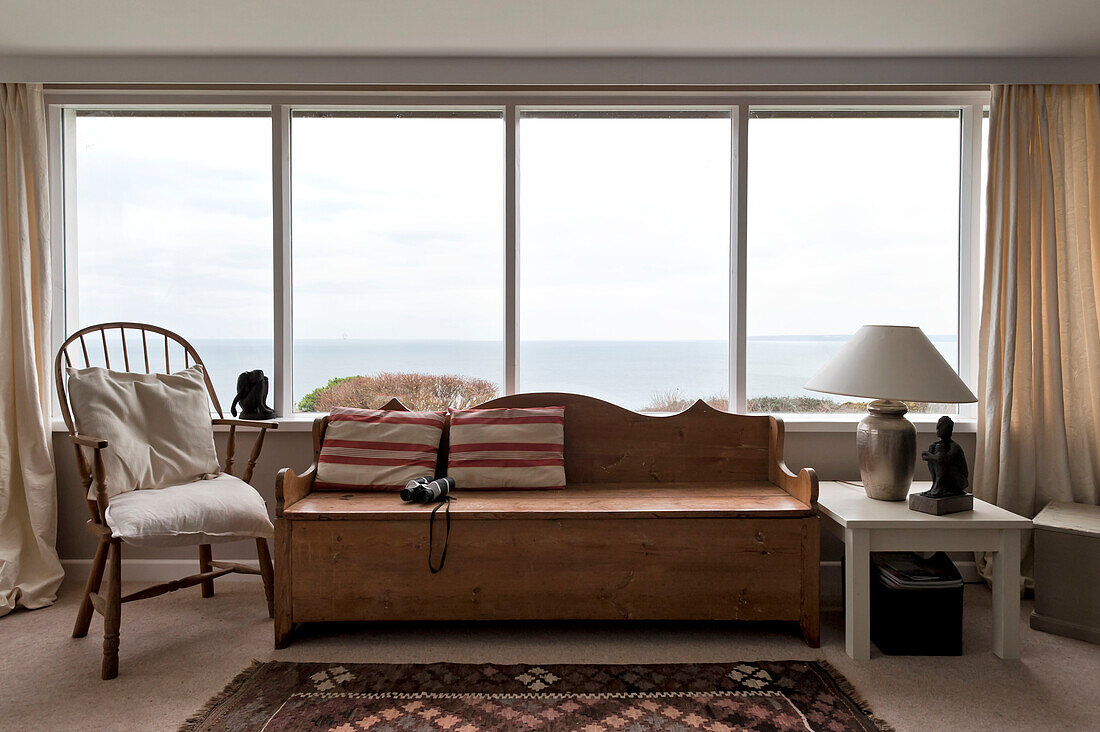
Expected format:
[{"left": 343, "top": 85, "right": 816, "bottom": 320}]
[{"left": 289, "top": 517, "right": 810, "bottom": 622}]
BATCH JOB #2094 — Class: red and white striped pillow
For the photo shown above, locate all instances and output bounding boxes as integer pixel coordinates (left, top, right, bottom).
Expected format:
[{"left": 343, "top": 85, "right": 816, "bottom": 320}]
[
  {"left": 314, "top": 407, "right": 445, "bottom": 491},
  {"left": 446, "top": 406, "right": 566, "bottom": 489}
]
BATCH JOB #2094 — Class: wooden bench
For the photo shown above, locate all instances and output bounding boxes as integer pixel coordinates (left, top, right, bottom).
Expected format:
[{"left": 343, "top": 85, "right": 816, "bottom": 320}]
[{"left": 274, "top": 393, "right": 820, "bottom": 648}]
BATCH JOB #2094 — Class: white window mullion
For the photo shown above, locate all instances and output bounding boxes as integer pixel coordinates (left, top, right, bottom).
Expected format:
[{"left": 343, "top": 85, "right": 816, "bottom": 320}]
[
  {"left": 48, "top": 106, "right": 77, "bottom": 415},
  {"left": 61, "top": 109, "right": 79, "bottom": 339},
  {"left": 731, "top": 105, "right": 749, "bottom": 413},
  {"left": 504, "top": 105, "right": 519, "bottom": 395},
  {"left": 958, "top": 104, "right": 983, "bottom": 418},
  {"left": 48, "top": 107, "right": 75, "bottom": 350},
  {"left": 272, "top": 104, "right": 294, "bottom": 416}
]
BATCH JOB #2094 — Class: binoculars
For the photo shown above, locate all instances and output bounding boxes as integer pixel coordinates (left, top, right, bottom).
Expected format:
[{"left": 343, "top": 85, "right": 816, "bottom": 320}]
[{"left": 401, "top": 476, "right": 455, "bottom": 503}]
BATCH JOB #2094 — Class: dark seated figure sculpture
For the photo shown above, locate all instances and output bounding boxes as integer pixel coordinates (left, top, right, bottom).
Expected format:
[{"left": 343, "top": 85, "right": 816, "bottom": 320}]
[
  {"left": 910, "top": 415, "right": 973, "bottom": 514},
  {"left": 231, "top": 369, "right": 277, "bottom": 420}
]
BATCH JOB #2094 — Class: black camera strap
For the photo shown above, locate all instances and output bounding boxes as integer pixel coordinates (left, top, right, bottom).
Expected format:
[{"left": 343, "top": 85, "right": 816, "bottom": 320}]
[{"left": 427, "top": 495, "right": 456, "bottom": 574}]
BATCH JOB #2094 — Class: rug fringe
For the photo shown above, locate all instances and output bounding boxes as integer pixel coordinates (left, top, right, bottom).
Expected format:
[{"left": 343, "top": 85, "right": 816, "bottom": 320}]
[
  {"left": 814, "top": 659, "right": 896, "bottom": 732},
  {"left": 179, "top": 659, "right": 268, "bottom": 732}
]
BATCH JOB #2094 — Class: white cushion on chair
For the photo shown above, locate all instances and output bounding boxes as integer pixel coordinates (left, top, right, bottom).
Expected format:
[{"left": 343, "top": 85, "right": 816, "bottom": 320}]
[
  {"left": 66, "top": 365, "right": 221, "bottom": 499},
  {"left": 104, "top": 473, "right": 274, "bottom": 547}
]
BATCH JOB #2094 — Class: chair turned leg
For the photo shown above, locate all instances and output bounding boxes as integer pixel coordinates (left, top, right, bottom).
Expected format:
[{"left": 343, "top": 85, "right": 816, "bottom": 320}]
[
  {"left": 198, "top": 544, "right": 214, "bottom": 598},
  {"left": 256, "top": 538, "right": 275, "bottom": 619},
  {"left": 101, "top": 541, "right": 122, "bottom": 680},
  {"left": 73, "top": 538, "right": 109, "bottom": 638}
]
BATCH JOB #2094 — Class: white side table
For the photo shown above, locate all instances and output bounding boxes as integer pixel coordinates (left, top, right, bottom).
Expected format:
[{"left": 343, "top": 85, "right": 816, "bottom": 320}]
[{"left": 818, "top": 481, "right": 1031, "bottom": 660}]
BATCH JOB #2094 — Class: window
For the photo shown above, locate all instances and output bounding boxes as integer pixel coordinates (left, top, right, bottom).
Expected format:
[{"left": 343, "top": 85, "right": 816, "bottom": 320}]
[
  {"left": 746, "top": 112, "right": 962, "bottom": 413},
  {"left": 55, "top": 92, "right": 987, "bottom": 420},
  {"left": 291, "top": 112, "right": 505, "bottom": 411},
  {"left": 71, "top": 112, "right": 272, "bottom": 407},
  {"left": 518, "top": 112, "right": 731, "bottom": 410}
]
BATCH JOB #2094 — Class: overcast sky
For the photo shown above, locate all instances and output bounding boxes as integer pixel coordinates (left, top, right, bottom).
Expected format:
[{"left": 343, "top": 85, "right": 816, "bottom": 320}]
[{"left": 76, "top": 112, "right": 962, "bottom": 343}]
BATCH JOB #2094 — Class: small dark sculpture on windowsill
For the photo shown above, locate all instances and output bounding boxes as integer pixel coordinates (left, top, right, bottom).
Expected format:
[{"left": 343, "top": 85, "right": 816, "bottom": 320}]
[
  {"left": 231, "top": 369, "right": 277, "bottom": 420},
  {"left": 910, "top": 415, "right": 973, "bottom": 515}
]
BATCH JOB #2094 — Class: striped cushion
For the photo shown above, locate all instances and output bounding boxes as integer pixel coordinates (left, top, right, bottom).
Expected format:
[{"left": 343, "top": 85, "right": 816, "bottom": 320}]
[
  {"left": 446, "top": 407, "right": 566, "bottom": 489},
  {"left": 314, "top": 407, "right": 445, "bottom": 491}
]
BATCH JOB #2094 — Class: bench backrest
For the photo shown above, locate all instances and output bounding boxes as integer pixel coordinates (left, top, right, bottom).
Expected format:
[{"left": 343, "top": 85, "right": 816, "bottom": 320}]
[
  {"left": 477, "top": 393, "right": 775, "bottom": 483},
  {"left": 315, "top": 392, "right": 780, "bottom": 484}
]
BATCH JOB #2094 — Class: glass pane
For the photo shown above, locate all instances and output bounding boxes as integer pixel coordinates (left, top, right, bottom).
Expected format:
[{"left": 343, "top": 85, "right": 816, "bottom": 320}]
[
  {"left": 74, "top": 113, "right": 273, "bottom": 409},
  {"left": 291, "top": 113, "right": 504, "bottom": 412},
  {"left": 746, "top": 112, "right": 961, "bottom": 413},
  {"left": 519, "top": 114, "right": 731, "bottom": 411}
]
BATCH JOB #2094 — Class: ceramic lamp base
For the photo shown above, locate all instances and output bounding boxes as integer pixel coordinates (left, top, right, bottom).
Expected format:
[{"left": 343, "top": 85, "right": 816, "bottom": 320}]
[{"left": 857, "top": 399, "right": 916, "bottom": 501}]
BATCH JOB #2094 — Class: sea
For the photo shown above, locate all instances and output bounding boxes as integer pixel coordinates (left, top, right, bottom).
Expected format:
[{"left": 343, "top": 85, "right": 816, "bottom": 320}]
[{"left": 186, "top": 337, "right": 958, "bottom": 412}]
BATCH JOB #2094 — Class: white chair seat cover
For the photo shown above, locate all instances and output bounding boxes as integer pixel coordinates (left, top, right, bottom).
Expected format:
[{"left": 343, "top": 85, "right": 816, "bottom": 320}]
[{"left": 104, "top": 473, "right": 273, "bottom": 547}]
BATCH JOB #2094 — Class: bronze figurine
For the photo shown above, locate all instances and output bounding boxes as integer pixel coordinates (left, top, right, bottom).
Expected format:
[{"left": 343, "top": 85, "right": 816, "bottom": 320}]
[
  {"left": 231, "top": 369, "right": 277, "bottom": 420},
  {"left": 909, "top": 414, "right": 973, "bottom": 514},
  {"left": 920, "top": 416, "right": 969, "bottom": 497}
]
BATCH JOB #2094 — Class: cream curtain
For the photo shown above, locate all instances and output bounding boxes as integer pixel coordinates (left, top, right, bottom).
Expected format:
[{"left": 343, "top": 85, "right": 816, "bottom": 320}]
[
  {"left": 0, "top": 83, "right": 63, "bottom": 615},
  {"left": 976, "top": 84, "right": 1100, "bottom": 579}
]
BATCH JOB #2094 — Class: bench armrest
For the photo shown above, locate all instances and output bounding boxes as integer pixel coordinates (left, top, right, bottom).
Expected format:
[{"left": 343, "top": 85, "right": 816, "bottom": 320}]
[
  {"left": 774, "top": 463, "right": 819, "bottom": 508},
  {"left": 768, "top": 417, "right": 819, "bottom": 508},
  {"left": 276, "top": 465, "right": 315, "bottom": 517},
  {"left": 274, "top": 415, "right": 329, "bottom": 517}
]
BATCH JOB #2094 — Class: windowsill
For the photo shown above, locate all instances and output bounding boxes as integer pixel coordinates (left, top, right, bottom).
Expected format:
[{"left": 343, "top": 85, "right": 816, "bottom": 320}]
[
  {"left": 767, "top": 412, "right": 976, "bottom": 433},
  {"left": 51, "top": 412, "right": 976, "bottom": 435}
]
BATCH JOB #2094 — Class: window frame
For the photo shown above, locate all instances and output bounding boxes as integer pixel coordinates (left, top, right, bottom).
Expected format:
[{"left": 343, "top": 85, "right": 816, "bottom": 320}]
[{"left": 45, "top": 87, "right": 990, "bottom": 422}]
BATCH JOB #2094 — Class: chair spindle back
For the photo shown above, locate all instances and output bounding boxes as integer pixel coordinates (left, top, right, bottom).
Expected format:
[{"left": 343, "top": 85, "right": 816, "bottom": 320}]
[
  {"left": 55, "top": 323, "right": 225, "bottom": 523},
  {"left": 55, "top": 322, "right": 223, "bottom": 435}
]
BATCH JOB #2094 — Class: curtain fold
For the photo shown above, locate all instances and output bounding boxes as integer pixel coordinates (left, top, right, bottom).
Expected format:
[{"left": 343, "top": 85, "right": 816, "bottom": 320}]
[
  {"left": 977, "top": 84, "right": 1100, "bottom": 580},
  {"left": 0, "top": 83, "right": 64, "bottom": 616}
]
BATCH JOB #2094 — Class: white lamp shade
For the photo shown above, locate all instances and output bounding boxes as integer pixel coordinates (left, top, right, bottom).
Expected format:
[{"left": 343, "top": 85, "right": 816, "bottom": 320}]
[{"left": 804, "top": 325, "right": 977, "bottom": 403}]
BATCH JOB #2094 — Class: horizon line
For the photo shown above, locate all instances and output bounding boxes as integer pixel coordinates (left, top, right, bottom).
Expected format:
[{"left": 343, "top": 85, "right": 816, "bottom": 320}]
[{"left": 187, "top": 334, "right": 958, "bottom": 342}]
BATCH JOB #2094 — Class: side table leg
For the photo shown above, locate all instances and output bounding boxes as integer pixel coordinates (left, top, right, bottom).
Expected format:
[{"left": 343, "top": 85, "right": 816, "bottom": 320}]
[
  {"left": 992, "top": 528, "right": 1022, "bottom": 659},
  {"left": 844, "top": 528, "right": 872, "bottom": 660}
]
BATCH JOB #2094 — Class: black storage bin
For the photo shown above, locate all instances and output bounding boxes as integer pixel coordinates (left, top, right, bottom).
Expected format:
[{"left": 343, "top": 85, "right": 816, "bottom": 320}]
[{"left": 869, "top": 551, "right": 964, "bottom": 655}]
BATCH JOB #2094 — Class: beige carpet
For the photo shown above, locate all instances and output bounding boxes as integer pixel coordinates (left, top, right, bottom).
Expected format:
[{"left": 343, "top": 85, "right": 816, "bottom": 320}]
[{"left": 1, "top": 577, "right": 1097, "bottom": 731}]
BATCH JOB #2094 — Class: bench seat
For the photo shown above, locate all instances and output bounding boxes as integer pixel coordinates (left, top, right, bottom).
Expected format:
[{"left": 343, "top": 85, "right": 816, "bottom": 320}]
[{"left": 285, "top": 481, "right": 813, "bottom": 520}]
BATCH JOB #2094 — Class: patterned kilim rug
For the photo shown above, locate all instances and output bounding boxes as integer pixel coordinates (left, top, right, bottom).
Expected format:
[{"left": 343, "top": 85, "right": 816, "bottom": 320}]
[{"left": 182, "top": 661, "right": 893, "bottom": 732}]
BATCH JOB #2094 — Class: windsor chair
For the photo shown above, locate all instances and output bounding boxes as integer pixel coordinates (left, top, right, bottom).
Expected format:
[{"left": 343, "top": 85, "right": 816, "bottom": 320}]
[{"left": 55, "top": 322, "right": 277, "bottom": 680}]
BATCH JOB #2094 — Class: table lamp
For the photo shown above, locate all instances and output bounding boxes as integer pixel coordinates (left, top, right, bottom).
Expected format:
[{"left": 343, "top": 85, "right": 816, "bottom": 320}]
[{"left": 804, "top": 325, "right": 977, "bottom": 501}]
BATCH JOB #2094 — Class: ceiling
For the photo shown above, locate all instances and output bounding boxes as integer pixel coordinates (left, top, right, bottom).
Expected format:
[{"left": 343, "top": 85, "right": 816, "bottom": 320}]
[{"left": 3, "top": 0, "right": 1100, "bottom": 58}]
